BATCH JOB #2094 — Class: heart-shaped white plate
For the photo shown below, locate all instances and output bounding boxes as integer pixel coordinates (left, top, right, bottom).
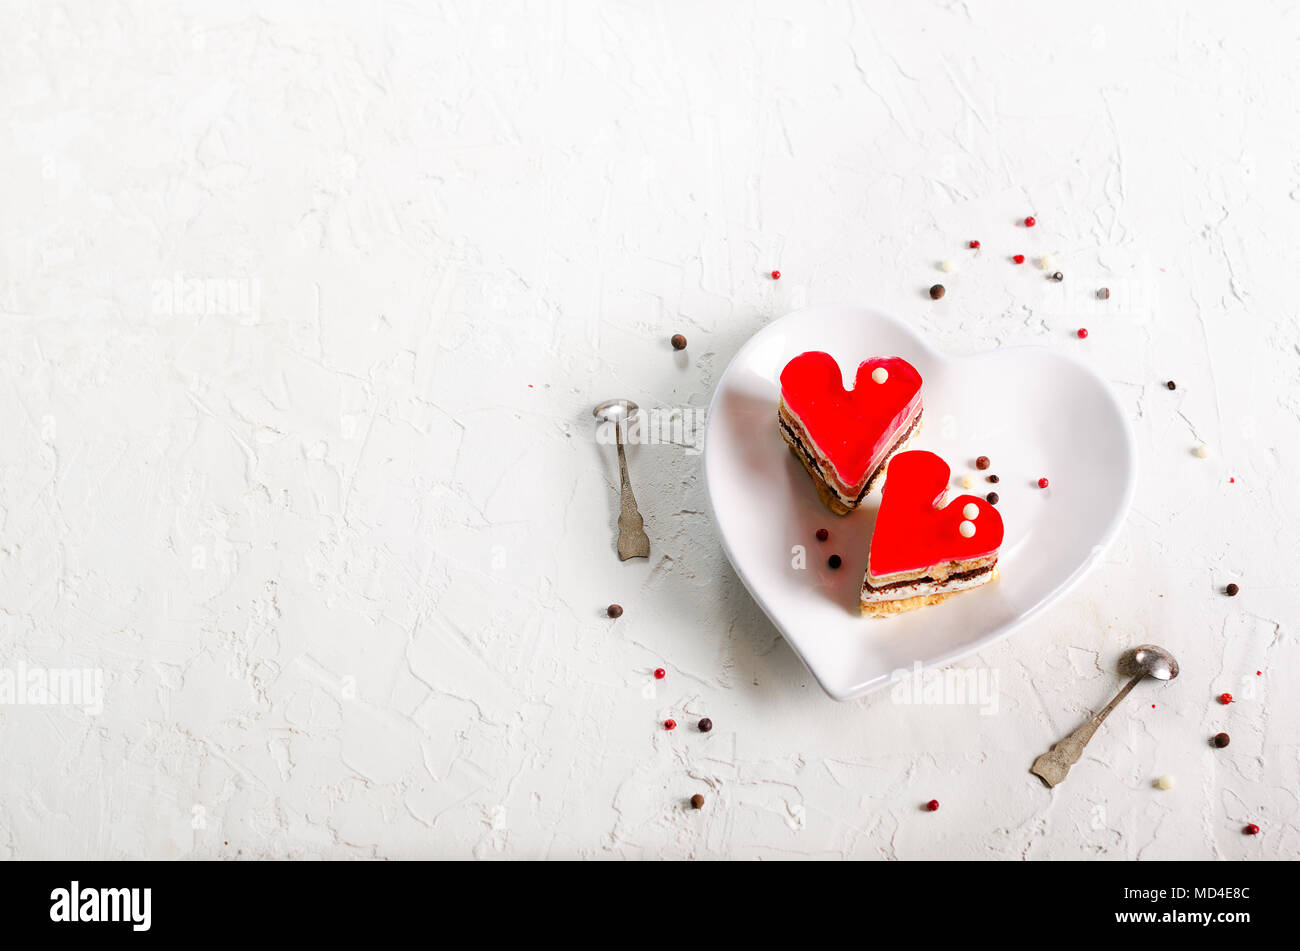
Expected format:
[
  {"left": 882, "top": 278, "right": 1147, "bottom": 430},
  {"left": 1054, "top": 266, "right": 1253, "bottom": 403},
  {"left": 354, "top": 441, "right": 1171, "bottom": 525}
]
[{"left": 703, "top": 305, "right": 1136, "bottom": 700}]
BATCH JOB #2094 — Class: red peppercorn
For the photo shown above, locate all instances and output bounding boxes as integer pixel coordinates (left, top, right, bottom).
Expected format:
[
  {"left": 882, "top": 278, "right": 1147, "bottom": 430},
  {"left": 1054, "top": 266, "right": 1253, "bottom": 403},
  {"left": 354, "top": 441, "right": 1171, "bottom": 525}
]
[
  {"left": 815, "top": 528, "right": 829, "bottom": 541},
  {"left": 654, "top": 668, "right": 666, "bottom": 680},
  {"left": 1012, "top": 254, "right": 1025, "bottom": 264},
  {"left": 926, "top": 799, "right": 940, "bottom": 812},
  {"left": 1024, "top": 216, "right": 1036, "bottom": 227},
  {"left": 1244, "top": 823, "right": 1260, "bottom": 835},
  {"left": 1077, "top": 328, "right": 1088, "bottom": 339},
  {"left": 1218, "top": 692, "right": 1233, "bottom": 705},
  {"left": 969, "top": 240, "right": 980, "bottom": 249},
  {"left": 664, "top": 719, "right": 676, "bottom": 730},
  {"left": 1038, "top": 477, "right": 1050, "bottom": 489},
  {"left": 771, "top": 270, "right": 781, "bottom": 280}
]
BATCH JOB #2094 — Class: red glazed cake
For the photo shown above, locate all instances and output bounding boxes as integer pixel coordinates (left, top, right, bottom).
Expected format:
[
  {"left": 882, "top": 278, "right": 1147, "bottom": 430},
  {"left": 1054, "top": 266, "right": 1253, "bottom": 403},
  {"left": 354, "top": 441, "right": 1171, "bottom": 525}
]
[
  {"left": 778, "top": 352, "right": 923, "bottom": 514},
  {"left": 861, "top": 450, "right": 1003, "bottom": 615}
]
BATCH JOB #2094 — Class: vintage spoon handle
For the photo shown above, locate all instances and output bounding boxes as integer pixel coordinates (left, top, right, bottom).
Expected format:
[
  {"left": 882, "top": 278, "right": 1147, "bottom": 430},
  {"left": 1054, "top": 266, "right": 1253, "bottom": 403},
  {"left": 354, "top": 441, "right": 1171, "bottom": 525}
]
[
  {"left": 614, "top": 418, "right": 650, "bottom": 560},
  {"left": 1030, "top": 673, "right": 1144, "bottom": 787}
]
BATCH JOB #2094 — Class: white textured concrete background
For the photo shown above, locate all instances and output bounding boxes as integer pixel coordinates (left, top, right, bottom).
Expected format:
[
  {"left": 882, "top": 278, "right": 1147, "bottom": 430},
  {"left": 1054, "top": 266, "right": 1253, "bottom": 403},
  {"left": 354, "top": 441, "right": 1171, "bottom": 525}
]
[{"left": 1, "top": 1, "right": 1297, "bottom": 860}]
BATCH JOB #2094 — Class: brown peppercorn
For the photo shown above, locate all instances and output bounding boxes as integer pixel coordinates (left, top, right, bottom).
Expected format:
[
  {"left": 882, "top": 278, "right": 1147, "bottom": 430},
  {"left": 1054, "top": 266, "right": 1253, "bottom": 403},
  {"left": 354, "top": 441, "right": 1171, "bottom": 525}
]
[
  {"left": 1097, "top": 287, "right": 1110, "bottom": 300},
  {"left": 975, "top": 455, "right": 990, "bottom": 470},
  {"left": 1166, "top": 380, "right": 1177, "bottom": 390},
  {"left": 698, "top": 718, "right": 713, "bottom": 733},
  {"left": 1225, "top": 583, "right": 1239, "bottom": 597},
  {"left": 1213, "top": 732, "right": 1231, "bottom": 748},
  {"left": 1051, "top": 271, "right": 1063, "bottom": 282},
  {"left": 606, "top": 603, "right": 623, "bottom": 618},
  {"left": 690, "top": 794, "right": 705, "bottom": 809},
  {"left": 670, "top": 333, "right": 687, "bottom": 350},
  {"left": 987, "top": 474, "right": 1000, "bottom": 484},
  {"left": 986, "top": 492, "right": 999, "bottom": 505},
  {"left": 929, "top": 284, "right": 945, "bottom": 300}
]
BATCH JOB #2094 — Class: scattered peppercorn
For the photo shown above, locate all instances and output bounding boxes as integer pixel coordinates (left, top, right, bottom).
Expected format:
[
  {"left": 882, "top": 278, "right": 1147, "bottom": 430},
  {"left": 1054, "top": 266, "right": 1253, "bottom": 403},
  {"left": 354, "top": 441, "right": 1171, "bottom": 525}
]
[
  {"left": 1024, "top": 216, "right": 1036, "bottom": 227},
  {"left": 607, "top": 604, "right": 623, "bottom": 618},
  {"left": 929, "top": 284, "right": 946, "bottom": 300},
  {"left": 815, "top": 528, "right": 829, "bottom": 542},
  {"left": 671, "top": 333, "right": 687, "bottom": 350},
  {"left": 664, "top": 719, "right": 677, "bottom": 730},
  {"left": 976, "top": 455, "right": 990, "bottom": 470},
  {"left": 698, "top": 718, "right": 713, "bottom": 733},
  {"left": 1213, "top": 732, "right": 1231, "bottom": 748},
  {"left": 926, "top": 799, "right": 940, "bottom": 812},
  {"left": 828, "top": 554, "right": 842, "bottom": 570},
  {"left": 654, "top": 668, "right": 666, "bottom": 680},
  {"left": 987, "top": 474, "right": 1000, "bottom": 483},
  {"left": 1218, "top": 693, "right": 1233, "bottom": 705},
  {"left": 691, "top": 794, "right": 705, "bottom": 809},
  {"left": 1166, "top": 380, "right": 1176, "bottom": 390},
  {"left": 1097, "top": 287, "right": 1110, "bottom": 300},
  {"left": 1051, "top": 271, "right": 1063, "bottom": 282},
  {"left": 987, "top": 492, "right": 999, "bottom": 505},
  {"left": 1225, "top": 583, "right": 1239, "bottom": 597},
  {"left": 1012, "top": 254, "right": 1025, "bottom": 264},
  {"left": 1244, "top": 823, "right": 1260, "bottom": 836},
  {"left": 1038, "top": 477, "right": 1050, "bottom": 489}
]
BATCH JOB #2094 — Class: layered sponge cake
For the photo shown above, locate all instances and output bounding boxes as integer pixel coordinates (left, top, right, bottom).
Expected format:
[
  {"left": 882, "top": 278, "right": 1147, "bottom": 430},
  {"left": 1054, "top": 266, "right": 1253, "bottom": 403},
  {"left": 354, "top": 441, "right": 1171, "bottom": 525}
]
[
  {"left": 861, "top": 450, "right": 1003, "bottom": 616},
  {"left": 778, "top": 352, "right": 923, "bottom": 515}
]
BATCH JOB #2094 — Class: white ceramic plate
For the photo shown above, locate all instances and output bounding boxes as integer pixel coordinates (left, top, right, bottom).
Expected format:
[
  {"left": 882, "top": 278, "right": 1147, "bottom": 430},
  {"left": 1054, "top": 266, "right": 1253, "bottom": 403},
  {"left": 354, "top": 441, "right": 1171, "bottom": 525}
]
[{"left": 703, "top": 305, "right": 1136, "bottom": 700}]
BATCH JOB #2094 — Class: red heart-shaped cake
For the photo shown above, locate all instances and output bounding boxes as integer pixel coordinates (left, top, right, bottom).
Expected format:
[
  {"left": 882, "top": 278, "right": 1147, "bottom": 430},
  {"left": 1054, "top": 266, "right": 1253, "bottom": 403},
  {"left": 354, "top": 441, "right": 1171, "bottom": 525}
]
[
  {"left": 778, "top": 352, "right": 923, "bottom": 514},
  {"left": 861, "top": 449, "right": 1004, "bottom": 616}
]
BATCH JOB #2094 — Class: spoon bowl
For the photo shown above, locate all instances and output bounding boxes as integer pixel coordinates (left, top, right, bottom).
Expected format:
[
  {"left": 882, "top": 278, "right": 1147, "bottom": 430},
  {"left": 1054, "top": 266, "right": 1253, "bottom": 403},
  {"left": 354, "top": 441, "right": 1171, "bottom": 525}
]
[
  {"left": 1120, "top": 644, "right": 1180, "bottom": 681},
  {"left": 592, "top": 398, "right": 640, "bottom": 423}
]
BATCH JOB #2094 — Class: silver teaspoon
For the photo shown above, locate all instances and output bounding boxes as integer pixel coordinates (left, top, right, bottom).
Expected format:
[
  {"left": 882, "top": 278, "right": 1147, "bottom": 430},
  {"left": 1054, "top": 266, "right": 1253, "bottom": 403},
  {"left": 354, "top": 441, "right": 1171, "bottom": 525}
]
[
  {"left": 1030, "top": 644, "right": 1179, "bottom": 788},
  {"left": 593, "top": 399, "right": 650, "bottom": 561}
]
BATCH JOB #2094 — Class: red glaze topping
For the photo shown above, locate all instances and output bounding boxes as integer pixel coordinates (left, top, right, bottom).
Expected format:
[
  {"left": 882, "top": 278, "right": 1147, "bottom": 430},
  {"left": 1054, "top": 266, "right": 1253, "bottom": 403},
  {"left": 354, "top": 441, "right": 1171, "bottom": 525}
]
[
  {"left": 779, "top": 352, "right": 922, "bottom": 487},
  {"left": 869, "top": 450, "right": 1005, "bottom": 577}
]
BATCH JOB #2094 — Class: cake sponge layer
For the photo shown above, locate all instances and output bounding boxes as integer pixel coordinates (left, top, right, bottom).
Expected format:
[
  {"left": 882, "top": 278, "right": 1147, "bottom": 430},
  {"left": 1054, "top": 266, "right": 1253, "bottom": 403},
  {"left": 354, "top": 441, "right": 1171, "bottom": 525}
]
[
  {"left": 779, "top": 401, "right": 922, "bottom": 514},
  {"left": 861, "top": 565, "right": 999, "bottom": 616}
]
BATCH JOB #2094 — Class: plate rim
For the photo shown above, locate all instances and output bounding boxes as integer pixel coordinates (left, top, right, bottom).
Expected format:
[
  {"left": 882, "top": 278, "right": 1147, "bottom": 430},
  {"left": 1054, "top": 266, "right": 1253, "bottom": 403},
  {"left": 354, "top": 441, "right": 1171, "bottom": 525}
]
[{"left": 701, "top": 304, "right": 1138, "bottom": 701}]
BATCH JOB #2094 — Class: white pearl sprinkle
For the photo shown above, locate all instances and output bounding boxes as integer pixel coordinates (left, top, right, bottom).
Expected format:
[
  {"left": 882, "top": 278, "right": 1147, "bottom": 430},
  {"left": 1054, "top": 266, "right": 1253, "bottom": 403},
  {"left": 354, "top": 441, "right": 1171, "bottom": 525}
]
[
  {"left": 959, "top": 474, "right": 975, "bottom": 489},
  {"left": 871, "top": 367, "right": 889, "bottom": 384},
  {"left": 959, "top": 520, "right": 976, "bottom": 538},
  {"left": 962, "top": 503, "right": 979, "bottom": 520},
  {"left": 940, "top": 259, "right": 955, "bottom": 273},
  {"left": 1195, "top": 443, "right": 1210, "bottom": 458},
  {"left": 1156, "top": 775, "right": 1176, "bottom": 790}
]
